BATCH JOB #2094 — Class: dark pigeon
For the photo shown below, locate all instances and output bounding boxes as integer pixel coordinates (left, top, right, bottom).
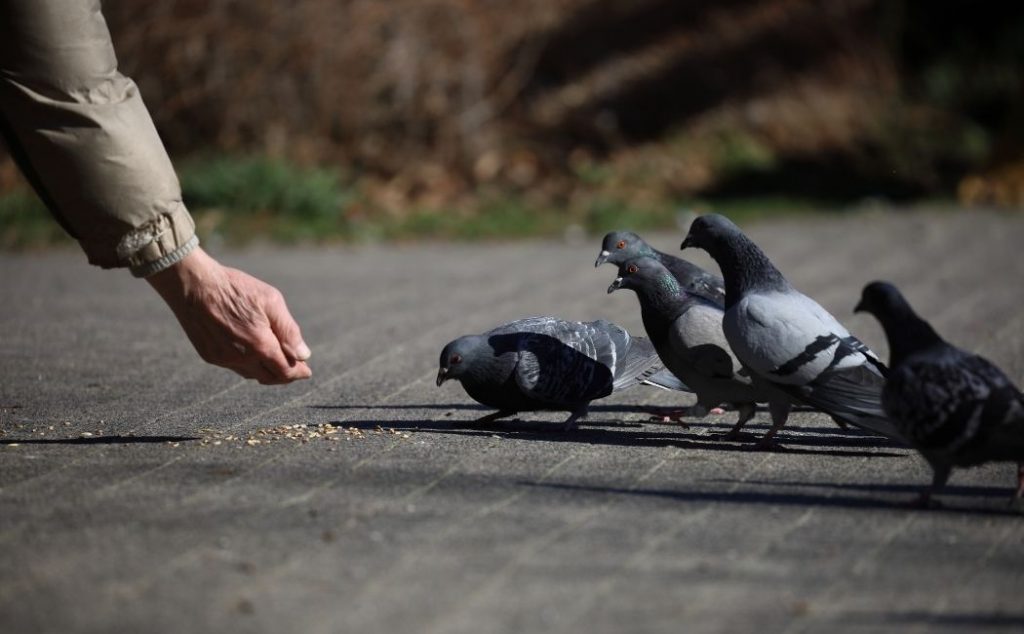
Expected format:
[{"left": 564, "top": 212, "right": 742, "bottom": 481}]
[
  {"left": 609, "top": 257, "right": 793, "bottom": 444},
  {"left": 680, "top": 214, "right": 903, "bottom": 446},
  {"left": 437, "top": 316, "right": 683, "bottom": 430},
  {"left": 596, "top": 230, "right": 725, "bottom": 306},
  {"left": 856, "top": 281, "right": 1024, "bottom": 507}
]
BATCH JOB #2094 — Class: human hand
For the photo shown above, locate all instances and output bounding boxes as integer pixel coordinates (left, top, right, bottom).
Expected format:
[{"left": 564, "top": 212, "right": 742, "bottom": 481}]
[{"left": 146, "top": 247, "right": 312, "bottom": 384}]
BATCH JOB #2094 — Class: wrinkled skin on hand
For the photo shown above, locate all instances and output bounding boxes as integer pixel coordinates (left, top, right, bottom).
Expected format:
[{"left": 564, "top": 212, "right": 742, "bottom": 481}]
[{"left": 146, "top": 247, "right": 312, "bottom": 384}]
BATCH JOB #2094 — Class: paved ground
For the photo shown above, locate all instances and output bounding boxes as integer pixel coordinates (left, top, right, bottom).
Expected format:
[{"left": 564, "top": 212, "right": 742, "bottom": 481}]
[{"left": 1, "top": 209, "right": 1023, "bottom": 633}]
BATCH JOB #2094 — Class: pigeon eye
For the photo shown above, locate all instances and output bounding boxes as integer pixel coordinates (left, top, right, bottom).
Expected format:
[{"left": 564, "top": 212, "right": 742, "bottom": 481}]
[
  {"left": 627, "top": 264, "right": 639, "bottom": 274},
  {"left": 450, "top": 354, "right": 462, "bottom": 365},
  {"left": 616, "top": 240, "right": 627, "bottom": 249}
]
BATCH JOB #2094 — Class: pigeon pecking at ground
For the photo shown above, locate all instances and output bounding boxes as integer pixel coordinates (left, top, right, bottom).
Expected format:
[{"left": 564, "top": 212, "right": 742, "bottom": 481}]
[
  {"left": 437, "top": 316, "right": 685, "bottom": 430},
  {"left": 855, "top": 281, "right": 1024, "bottom": 507},
  {"left": 680, "top": 213, "right": 904, "bottom": 447},
  {"left": 608, "top": 257, "right": 793, "bottom": 444},
  {"left": 596, "top": 230, "right": 726, "bottom": 306}
]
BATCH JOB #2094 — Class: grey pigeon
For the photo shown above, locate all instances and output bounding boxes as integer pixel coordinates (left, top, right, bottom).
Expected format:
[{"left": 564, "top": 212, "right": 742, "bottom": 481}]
[
  {"left": 437, "top": 316, "right": 683, "bottom": 430},
  {"left": 680, "top": 214, "right": 903, "bottom": 446},
  {"left": 856, "top": 281, "right": 1024, "bottom": 507},
  {"left": 608, "top": 256, "right": 792, "bottom": 444},
  {"left": 596, "top": 230, "right": 725, "bottom": 305}
]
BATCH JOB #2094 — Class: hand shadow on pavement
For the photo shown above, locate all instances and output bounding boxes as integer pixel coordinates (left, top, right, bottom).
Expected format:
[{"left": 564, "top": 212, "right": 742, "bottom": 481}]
[{"left": 0, "top": 435, "right": 199, "bottom": 445}]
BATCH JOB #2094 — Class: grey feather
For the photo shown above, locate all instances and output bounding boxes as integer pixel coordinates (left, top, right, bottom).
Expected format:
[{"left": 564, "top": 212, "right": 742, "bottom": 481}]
[
  {"left": 857, "top": 281, "right": 1024, "bottom": 505},
  {"left": 682, "top": 214, "right": 903, "bottom": 444},
  {"left": 597, "top": 230, "right": 725, "bottom": 305},
  {"left": 438, "top": 316, "right": 683, "bottom": 429}
]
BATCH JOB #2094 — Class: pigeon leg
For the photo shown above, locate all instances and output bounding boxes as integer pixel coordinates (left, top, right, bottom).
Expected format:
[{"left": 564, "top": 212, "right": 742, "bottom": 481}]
[
  {"left": 754, "top": 398, "right": 792, "bottom": 451},
  {"left": 562, "top": 408, "right": 588, "bottom": 431},
  {"left": 643, "top": 404, "right": 705, "bottom": 425},
  {"left": 913, "top": 463, "right": 951, "bottom": 509},
  {"left": 715, "top": 402, "right": 757, "bottom": 440}
]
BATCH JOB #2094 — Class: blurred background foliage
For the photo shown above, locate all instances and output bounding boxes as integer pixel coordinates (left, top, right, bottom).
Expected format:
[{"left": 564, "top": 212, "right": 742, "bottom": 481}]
[{"left": 2, "top": 0, "right": 1023, "bottom": 247}]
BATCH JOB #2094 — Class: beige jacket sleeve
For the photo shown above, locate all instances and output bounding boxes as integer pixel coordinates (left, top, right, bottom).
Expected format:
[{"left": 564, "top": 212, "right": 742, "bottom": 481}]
[{"left": 0, "top": 0, "right": 198, "bottom": 277}]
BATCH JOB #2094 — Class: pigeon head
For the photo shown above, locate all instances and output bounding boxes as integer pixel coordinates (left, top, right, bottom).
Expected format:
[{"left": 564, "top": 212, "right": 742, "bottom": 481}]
[
  {"left": 437, "top": 335, "right": 488, "bottom": 386},
  {"left": 679, "top": 213, "right": 739, "bottom": 255},
  {"left": 595, "top": 231, "right": 650, "bottom": 267},
  {"left": 680, "top": 213, "right": 787, "bottom": 306},
  {"left": 607, "top": 256, "right": 679, "bottom": 297},
  {"left": 855, "top": 281, "right": 943, "bottom": 365},
  {"left": 854, "top": 281, "right": 905, "bottom": 318}
]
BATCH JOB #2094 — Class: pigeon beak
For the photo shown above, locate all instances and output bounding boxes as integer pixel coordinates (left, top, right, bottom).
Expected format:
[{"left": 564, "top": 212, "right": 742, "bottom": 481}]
[
  {"left": 680, "top": 235, "right": 693, "bottom": 250},
  {"left": 853, "top": 299, "right": 865, "bottom": 314},
  {"left": 436, "top": 368, "right": 449, "bottom": 387},
  {"left": 594, "top": 250, "right": 610, "bottom": 267},
  {"left": 607, "top": 277, "right": 623, "bottom": 294}
]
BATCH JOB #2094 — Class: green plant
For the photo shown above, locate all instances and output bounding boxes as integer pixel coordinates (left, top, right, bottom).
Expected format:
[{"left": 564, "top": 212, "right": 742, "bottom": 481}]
[{"left": 0, "top": 189, "right": 69, "bottom": 248}]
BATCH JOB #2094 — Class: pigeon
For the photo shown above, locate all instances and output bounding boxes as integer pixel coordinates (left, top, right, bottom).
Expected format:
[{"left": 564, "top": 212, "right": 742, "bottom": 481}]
[
  {"left": 596, "top": 230, "right": 725, "bottom": 305},
  {"left": 437, "top": 316, "right": 684, "bottom": 430},
  {"left": 680, "top": 213, "right": 903, "bottom": 446},
  {"left": 855, "top": 281, "right": 1024, "bottom": 507},
  {"left": 608, "top": 256, "right": 793, "bottom": 444}
]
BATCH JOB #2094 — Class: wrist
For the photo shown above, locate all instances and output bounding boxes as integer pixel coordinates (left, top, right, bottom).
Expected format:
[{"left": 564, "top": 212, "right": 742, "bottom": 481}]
[{"left": 145, "top": 246, "right": 222, "bottom": 299}]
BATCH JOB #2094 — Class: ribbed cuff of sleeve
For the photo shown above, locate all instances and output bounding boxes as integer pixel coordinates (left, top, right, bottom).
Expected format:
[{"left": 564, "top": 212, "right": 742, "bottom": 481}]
[
  {"left": 116, "top": 199, "right": 199, "bottom": 277},
  {"left": 130, "top": 234, "right": 199, "bottom": 278}
]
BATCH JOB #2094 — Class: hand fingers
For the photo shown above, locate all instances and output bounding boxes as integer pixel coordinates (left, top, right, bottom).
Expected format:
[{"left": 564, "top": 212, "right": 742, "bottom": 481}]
[
  {"left": 259, "top": 359, "right": 307, "bottom": 385},
  {"left": 217, "top": 326, "right": 310, "bottom": 384},
  {"left": 250, "top": 333, "right": 312, "bottom": 382},
  {"left": 226, "top": 355, "right": 295, "bottom": 385},
  {"left": 264, "top": 288, "right": 312, "bottom": 364}
]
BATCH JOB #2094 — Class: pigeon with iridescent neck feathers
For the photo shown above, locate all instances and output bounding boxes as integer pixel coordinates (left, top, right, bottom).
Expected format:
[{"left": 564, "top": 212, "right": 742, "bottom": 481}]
[
  {"left": 596, "top": 230, "right": 725, "bottom": 306},
  {"left": 608, "top": 256, "right": 793, "bottom": 444}
]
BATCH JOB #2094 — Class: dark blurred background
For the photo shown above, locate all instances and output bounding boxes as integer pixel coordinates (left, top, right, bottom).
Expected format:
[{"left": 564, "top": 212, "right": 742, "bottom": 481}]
[{"left": 2, "top": 0, "right": 1023, "bottom": 246}]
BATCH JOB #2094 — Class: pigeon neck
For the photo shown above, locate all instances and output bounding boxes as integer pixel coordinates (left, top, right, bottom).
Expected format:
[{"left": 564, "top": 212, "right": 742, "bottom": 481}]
[
  {"left": 712, "top": 234, "right": 789, "bottom": 307},
  {"left": 636, "top": 276, "right": 688, "bottom": 323},
  {"left": 638, "top": 243, "right": 661, "bottom": 260},
  {"left": 877, "top": 301, "right": 944, "bottom": 366}
]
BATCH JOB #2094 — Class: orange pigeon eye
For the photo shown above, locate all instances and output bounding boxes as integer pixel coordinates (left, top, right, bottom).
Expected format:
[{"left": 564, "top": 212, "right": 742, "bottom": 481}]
[
  {"left": 627, "top": 264, "right": 639, "bottom": 274},
  {"left": 616, "top": 240, "right": 626, "bottom": 249}
]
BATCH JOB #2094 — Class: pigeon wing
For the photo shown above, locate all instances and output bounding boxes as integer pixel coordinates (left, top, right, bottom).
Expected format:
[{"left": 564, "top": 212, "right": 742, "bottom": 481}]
[
  {"left": 725, "top": 290, "right": 866, "bottom": 384},
  {"left": 726, "top": 291, "right": 903, "bottom": 440},
  {"left": 888, "top": 349, "right": 1024, "bottom": 455},
  {"left": 511, "top": 318, "right": 614, "bottom": 406},
  {"left": 669, "top": 302, "right": 740, "bottom": 380},
  {"left": 606, "top": 331, "right": 676, "bottom": 392}
]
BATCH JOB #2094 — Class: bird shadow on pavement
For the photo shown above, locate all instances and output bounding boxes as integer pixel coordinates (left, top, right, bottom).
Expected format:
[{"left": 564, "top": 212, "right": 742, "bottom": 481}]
[
  {"left": 0, "top": 435, "right": 199, "bottom": 445},
  {"left": 843, "top": 610, "right": 1024, "bottom": 629},
  {"left": 308, "top": 403, "right": 820, "bottom": 413},
  {"left": 709, "top": 478, "right": 1015, "bottom": 500},
  {"left": 524, "top": 481, "right": 1021, "bottom": 516},
  {"left": 310, "top": 403, "right": 864, "bottom": 436},
  {"left": 330, "top": 418, "right": 905, "bottom": 459},
  {"left": 310, "top": 403, "right": 692, "bottom": 414}
]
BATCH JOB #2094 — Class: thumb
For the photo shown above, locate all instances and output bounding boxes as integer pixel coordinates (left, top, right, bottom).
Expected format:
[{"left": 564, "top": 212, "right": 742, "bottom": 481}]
[{"left": 265, "top": 289, "right": 311, "bottom": 363}]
